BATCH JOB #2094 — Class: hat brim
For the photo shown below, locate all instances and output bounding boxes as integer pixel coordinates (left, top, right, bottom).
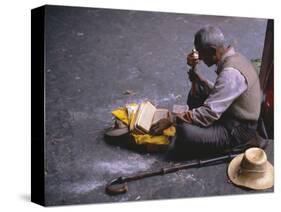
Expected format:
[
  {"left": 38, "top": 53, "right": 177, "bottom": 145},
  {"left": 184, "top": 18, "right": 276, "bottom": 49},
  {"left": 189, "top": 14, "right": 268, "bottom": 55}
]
[{"left": 227, "top": 153, "right": 274, "bottom": 190}]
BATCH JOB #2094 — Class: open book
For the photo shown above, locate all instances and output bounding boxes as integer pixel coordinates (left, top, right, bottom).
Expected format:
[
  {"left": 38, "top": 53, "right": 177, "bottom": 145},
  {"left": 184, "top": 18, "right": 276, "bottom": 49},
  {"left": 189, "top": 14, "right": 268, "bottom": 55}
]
[{"left": 127, "top": 101, "right": 169, "bottom": 134}]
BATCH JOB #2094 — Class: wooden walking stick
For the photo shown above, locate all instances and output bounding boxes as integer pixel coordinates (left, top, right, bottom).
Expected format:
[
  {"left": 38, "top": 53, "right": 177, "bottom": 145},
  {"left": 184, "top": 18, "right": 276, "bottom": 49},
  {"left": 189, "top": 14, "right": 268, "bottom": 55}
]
[{"left": 105, "top": 153, "right": 239, "bottom": 195}]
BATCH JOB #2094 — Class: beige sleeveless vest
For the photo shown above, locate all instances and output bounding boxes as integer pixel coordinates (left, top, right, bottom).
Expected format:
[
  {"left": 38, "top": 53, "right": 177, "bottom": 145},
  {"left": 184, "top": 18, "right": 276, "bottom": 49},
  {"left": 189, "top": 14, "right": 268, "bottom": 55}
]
[{"left": 218, "top": 53, "right": 261, "bottom": 121}]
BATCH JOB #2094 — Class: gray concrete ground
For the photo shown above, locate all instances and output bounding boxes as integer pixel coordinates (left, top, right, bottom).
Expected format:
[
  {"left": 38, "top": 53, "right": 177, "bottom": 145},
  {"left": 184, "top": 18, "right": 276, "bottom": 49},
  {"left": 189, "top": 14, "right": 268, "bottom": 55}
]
[{"left": 43, "top": 5, "right": 272, "bottom": 206}]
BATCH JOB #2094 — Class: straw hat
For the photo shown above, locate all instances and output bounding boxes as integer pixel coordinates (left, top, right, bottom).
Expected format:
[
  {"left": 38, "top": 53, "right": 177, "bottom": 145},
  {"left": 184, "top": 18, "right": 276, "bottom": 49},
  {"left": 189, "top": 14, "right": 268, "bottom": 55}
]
[{"left": 227, "top": 147, "right": 274, "bottom": 190}]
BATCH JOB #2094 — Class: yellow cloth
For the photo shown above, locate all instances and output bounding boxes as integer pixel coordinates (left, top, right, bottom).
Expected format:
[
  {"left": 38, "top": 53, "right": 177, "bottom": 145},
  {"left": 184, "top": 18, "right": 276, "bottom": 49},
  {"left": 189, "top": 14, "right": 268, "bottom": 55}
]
[
  {"left": 111, "top": 105, "right": 176, "bottom": 145},
  {"left": 111, "top": 107, "right": 129, "bottom": 125}
]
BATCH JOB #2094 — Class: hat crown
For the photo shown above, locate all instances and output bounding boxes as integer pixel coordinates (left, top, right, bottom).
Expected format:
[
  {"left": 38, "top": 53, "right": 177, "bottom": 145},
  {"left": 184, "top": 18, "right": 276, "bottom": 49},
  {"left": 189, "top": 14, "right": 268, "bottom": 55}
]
[{"left": 240, "top": 148, "right": 267, "bottom": 174}]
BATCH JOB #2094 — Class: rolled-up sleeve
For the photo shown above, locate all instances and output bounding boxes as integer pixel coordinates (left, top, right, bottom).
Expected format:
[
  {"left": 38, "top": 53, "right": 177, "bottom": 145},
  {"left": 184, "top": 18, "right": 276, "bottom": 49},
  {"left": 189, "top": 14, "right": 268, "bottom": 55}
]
[{"left": 191, "top": 67, "right": 247, "bottom": 127}]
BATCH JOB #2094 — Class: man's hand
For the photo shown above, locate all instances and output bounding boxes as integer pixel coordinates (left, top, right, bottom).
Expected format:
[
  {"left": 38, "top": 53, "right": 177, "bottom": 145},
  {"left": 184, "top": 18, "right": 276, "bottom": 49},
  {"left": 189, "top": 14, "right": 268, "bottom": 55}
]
[
  {"left": 175, "top": 111, "right": 193, "bottom": 124},
  {"left": 150, "top": 118, "right": 172, "bottom": 135},
  {"left": 187, "top": 51, "right": 199, "bottom": 67}
]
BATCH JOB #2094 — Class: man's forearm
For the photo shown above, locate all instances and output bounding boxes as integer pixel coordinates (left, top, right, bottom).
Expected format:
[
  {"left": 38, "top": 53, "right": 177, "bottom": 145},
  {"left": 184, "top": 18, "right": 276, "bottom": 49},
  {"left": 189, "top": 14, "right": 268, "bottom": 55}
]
[
  {"left": 194, "top": 72, "right": 214, "bottom": 91},
  {"left": 168, "top": 111, "right": 193, "bottom": 125}
]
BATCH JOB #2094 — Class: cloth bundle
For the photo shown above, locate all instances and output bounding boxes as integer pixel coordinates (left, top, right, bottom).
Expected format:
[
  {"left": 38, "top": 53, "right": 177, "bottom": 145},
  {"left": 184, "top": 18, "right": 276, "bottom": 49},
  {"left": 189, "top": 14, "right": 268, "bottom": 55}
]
[{"left": 111, "top": 103, "right": 176, "bottom": 145}]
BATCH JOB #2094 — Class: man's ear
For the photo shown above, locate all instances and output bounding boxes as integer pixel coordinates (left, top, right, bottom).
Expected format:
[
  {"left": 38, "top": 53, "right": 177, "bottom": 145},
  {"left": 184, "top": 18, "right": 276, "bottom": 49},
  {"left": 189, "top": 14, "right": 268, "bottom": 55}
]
[
  {"left": 208, "top": 46, "right": 219, "bottom": 62},
  {"left": 208, "top": 46, "right": 217, "bottom": 56}
]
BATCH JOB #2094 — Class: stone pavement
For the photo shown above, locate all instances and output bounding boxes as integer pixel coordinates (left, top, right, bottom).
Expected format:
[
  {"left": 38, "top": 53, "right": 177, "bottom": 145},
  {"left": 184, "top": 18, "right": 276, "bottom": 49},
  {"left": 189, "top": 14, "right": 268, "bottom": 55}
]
[{"left": 43, "top": 5, "right": 272, "bottom": 206}]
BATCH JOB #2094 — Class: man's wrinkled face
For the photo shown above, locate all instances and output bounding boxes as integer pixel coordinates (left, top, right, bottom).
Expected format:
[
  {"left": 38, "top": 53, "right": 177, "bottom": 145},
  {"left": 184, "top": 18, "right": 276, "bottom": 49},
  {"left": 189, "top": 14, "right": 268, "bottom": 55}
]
[{"left": 196, "top": 46, "right": 216, "bottom": 67}]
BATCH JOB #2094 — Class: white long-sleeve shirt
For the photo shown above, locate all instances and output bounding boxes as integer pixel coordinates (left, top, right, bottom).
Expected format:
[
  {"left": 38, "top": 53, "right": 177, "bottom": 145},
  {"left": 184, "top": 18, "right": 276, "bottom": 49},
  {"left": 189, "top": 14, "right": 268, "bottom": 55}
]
[{"left": 191, "top": 48, "right": 248, "bottom": 127}]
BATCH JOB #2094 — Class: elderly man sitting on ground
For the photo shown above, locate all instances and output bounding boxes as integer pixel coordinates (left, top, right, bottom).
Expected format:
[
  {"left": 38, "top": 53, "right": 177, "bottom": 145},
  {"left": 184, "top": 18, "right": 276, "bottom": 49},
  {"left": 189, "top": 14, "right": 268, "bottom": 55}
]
[{"left": 150, "top": 26, "right": 262, "bottom": 156}]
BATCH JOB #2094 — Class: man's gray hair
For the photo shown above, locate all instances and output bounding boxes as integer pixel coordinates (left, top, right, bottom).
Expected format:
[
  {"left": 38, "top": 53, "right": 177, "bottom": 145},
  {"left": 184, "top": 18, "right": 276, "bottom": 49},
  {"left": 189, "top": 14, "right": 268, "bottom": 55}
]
[{"left": 194, "top": 26, "right": 225, "bottom": 49}]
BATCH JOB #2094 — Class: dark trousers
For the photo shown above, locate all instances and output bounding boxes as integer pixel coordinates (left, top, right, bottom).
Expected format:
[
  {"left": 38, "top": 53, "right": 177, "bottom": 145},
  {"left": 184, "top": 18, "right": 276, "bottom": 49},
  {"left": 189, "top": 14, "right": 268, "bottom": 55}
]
[{"left": 173, "top": 91, "right": 257, "bottom": 157}]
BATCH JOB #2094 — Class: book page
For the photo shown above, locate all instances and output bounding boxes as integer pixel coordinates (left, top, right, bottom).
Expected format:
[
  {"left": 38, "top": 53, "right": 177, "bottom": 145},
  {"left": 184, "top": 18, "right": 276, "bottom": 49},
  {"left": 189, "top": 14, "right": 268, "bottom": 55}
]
[
  {"left": 152, "top": 109, "right": 169, "bottom": 125},
  {"left": 126, "top": 104, "right": 139, "bottom": 123},
  {"left": 136, "top": 101, "right": 156, "bottom": 133}
]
